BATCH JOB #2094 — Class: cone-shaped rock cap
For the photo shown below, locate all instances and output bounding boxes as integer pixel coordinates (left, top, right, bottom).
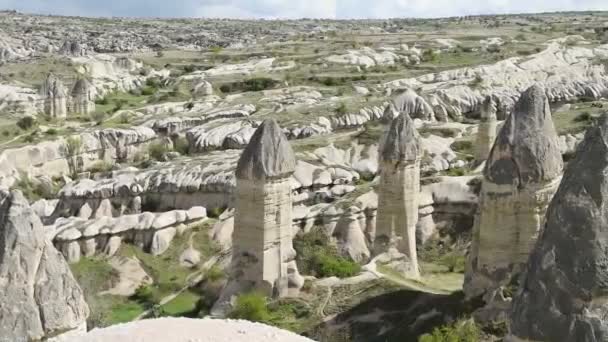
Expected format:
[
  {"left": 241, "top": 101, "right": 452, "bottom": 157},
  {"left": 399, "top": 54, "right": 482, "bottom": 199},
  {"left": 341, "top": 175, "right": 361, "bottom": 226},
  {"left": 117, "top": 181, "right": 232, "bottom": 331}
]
[
  {"left": 235, "top": 119, "right": 296, "bottom": 180},
  {"left": 380, "top": 112, "right": 420, "bottom": 163},
  {"left": 71, "top": 78, "right": 93, "bottom": 96},
  {"left": 484, "top": 84, "right": 562, "bottom": 187},
  {"left": 509, "top": 113, "right": 608, "bottom": 341}
]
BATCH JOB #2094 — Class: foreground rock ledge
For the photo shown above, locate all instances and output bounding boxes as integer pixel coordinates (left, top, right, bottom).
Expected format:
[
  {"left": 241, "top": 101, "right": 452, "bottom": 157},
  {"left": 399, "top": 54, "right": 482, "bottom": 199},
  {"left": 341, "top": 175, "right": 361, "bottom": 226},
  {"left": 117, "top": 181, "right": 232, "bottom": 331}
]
[{"left": 509, "top": 113, "right": 608, "bottom": 342}]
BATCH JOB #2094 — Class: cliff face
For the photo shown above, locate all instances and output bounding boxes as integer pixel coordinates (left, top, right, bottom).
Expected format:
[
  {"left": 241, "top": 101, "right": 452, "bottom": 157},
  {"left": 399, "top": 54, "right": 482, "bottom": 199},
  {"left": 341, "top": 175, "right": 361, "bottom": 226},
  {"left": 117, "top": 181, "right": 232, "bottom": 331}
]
[
  {"left": 465, "top": 85, "right": 563, "bottom": 319},
  {"left": 509, "top": 113, "right": 608, "bottom": 342},
  {"left": 0, "top": 190, "right": 89, "bottom": 340}
]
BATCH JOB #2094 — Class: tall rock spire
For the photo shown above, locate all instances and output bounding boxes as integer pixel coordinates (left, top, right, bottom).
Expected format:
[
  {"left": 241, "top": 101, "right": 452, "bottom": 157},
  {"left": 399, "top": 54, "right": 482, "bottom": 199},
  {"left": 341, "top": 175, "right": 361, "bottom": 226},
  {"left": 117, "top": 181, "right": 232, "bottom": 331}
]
[
  {"left": 375, "top": 112, "right": 421, "bottom": 278},
  {"left": 213, "top": 119, "right": 302, "bottom": 315},
  {"left": 40, "top": 73, "right": 68, "bottom": 118},
  {"left": 475, "top": 94, "right": 498, "bottom": 163},
  {"left": 509, "top": 113, "right": 608, "bottom": 341},
  {"left": 464, "top": 84, "right": 563, "bottom": 321},
  {"left": 70, "top": 78, "right": 96, "bottom": 115},
  {"left": 0, "top": 189, "right": 89, "bottom": 340}
]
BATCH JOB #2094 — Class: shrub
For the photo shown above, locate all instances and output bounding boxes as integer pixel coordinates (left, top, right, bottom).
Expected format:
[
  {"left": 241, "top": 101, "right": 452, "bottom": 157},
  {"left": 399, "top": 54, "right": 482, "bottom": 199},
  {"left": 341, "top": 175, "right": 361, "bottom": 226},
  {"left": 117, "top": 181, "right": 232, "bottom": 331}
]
[
  {"left": 515, "top": 33, "right": 527, "bottom": 41},
  {"left": 11, "top": 175, "right": 52, "bottom": 202},
  {"left": 205, "top": 265, "right": 225, "bottom": 283},
  {"left": 228, "top": 292, "right": 270, "bottom": 323},
  {"left": 219, "top": 77, "right": 279, "bottom": 93},
  {"left": 422, "top": 49, "right": 438, "bottom": 62},
  {"left": 335, "top": 102, "right": 348, "bottom": 115},
  {"left": 173, "top": 136, "right": 190, "bottom": 155},
  {"left": 439, "top": 252, "right": 466, "bottom": 273},
  {"left": 210, "top": 46, "right": 223, "bottom": 54},
  {"left": 119, "top": 112, "right": 131, "bottom": 124},
  {"left": 148, "top": 142, "right": 168, "bottom": 161},
  {"left": 313, "top": 252, "right": 361, "bottom": 278},
  {"left": 16, "top": 116, "right": 37, "bottom": 131},
  {"left": 294, "top": 229, "right": 361, "bottom": 278},
  {"left": 183, "top": 64, "right": 196, "bottom": 73},
  {"left": 90, "top": 111, "right": 106, "bottom": 125},
  {"left": 207, "top": 206, "right": 227, "bottom": 218},
  {"left": 418, "top": 319, "right": 482, "bottom": 342},
  {"left": 141, "top": 86, "right": 156, "bottom": 96},
  {"left": 45, "top": 128, "right": 58, "bottom": 135},
  {"left": 574, "top": 111, "right": 593, "bottom": 123},
  {"left": 95, "top": 97, "right": 109, "bottom": 105},
  {"left": 87, "top": 161, "right": 113, "bottom": 174},
  {"left": 131, "top": 285, "right": 156, "bottom": 308}
]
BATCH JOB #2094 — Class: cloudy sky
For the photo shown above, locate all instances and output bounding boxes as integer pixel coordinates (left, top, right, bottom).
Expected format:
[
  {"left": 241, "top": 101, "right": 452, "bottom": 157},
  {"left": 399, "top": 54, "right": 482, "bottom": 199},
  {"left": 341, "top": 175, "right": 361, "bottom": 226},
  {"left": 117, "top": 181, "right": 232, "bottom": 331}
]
[{"left": 0, "top": 0, "right": 607, "bottom": 19}]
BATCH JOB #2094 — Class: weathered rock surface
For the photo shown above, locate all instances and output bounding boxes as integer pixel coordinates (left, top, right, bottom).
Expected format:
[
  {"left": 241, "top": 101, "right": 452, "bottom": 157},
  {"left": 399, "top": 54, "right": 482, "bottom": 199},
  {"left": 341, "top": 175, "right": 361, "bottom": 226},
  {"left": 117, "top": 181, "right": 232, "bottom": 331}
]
[
  {"left": 383, "top": 89, "right": 435, "bottom": 121},
  {"left": 70, "top": 78, "right": 96, "bottom": 115},
  {"left": 465, "top": 85, "right": 563, "bottom": 320},
  {"left": 215, "top": 119, "right": 301, "bottom": 315},
  {"left": 48, "top": 207, "right": 207, "bottom": 262},
  {"left": 508, "top": 113, "right": 608, "bottom": 342},
  {"left": 475, "top": 95, "right": 498, "bottom": 162},
  {"left": 0, "top": 189, "right": 89, "bottom": 340},
  {"left": 40, "top": 73, "right": 68, "bottom": 118},
  {"left": 375, "top": 113, "right": 421, "bottom": 277}
]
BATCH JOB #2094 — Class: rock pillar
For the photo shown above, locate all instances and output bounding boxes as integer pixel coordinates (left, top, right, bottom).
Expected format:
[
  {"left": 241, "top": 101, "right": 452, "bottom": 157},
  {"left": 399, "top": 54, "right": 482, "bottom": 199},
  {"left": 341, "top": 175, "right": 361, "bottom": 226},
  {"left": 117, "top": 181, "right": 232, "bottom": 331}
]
[
  {"left": 70, "top": 78, "right": 96, "bottom": 115},
  {"left": 40, "top": 73, "right": 68, "bottom": 118},
  {"left": 213, "top": 119, "right": 302, "bottom": 315},
  {"left": 475, "top": 95, "right": 498, "bottom": 163},
  {"left": 509, "top": 113, "right": 608, "bottom": 342},
  {"left": 464, "top": 85, "right": 563, "bottom": 314},
  {"left": 374, "top": 112, "right": 421, "bottom": 278}
]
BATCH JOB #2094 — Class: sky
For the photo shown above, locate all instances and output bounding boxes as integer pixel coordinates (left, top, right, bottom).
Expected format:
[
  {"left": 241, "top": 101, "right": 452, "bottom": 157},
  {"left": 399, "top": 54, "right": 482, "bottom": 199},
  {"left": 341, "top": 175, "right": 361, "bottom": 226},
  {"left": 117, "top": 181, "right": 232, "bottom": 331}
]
[{"left": 0, "top": 0, "right": 607, "bottom": 19}]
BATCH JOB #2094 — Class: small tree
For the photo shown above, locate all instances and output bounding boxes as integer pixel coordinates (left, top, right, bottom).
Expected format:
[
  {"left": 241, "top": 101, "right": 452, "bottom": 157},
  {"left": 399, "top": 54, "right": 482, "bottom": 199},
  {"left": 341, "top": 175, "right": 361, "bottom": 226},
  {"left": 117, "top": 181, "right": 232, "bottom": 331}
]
[
  {"left": 65, "top": 136, "right": 83, "bottom": 177},
  {"left": 228, "top": 292, "right": 270, "bottom": 323},
  {"left": 16, "top": 116, "right": 37, "bottom": 130}
]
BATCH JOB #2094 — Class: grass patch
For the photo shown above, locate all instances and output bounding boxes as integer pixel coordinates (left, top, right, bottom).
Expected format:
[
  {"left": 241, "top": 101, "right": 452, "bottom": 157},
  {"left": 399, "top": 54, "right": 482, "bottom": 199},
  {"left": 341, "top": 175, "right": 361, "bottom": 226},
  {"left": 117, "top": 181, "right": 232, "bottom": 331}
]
[
  {"left": 161, "top": 290, "right": 201, "bottom": 317},
  {"left": 294, "top": 228, "right": 361, "bottom": 279},
  {"left": 419, "top": 319, "right": 482, "bottom": 342}
]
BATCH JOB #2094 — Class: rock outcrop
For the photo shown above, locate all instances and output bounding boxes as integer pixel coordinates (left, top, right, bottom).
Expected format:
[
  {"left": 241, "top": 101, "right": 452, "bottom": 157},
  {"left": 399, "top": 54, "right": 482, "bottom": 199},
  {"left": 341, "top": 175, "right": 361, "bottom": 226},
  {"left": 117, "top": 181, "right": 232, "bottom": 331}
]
[
  {"left": 374, "top": 113, "right": 421, "bottom": 278},
  {"left": 475, "top": 95, "right": 498, "bottom": 162},
  {"left": 383, "top": 89, "right": 434, "bottom": 121},
  {"left": 508, "top": 113, "right": 608, "bottom": 342},
  {"left": 60, "top": 40, "right": 87, "bottom": 57},
  {"left": 464, "top": 85, "right": 563, "bottom": 319},
  {"left": 70, "top": 78, "right": 96, "bottom": 115},
  {"left": 40, "top": 73, "right": 68, "bottom": 118},
  {"left": 49, "top": 207, "right": 207, "bottom": 263},
  {"left": 214, "top": 119, "right": 302, "bottom": 315},
  {"left": 0, "top": 190, "right": 89, "bottom": 340}
]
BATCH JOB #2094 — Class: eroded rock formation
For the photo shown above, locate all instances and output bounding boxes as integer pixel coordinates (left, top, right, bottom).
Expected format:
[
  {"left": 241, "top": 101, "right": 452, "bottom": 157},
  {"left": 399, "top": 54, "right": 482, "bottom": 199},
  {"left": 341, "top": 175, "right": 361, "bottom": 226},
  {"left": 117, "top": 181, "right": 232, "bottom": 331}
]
[
  {"left": 475, "top": 95, "right": 498, "bottom": 162},
  {"left": 508, "top": 113, "right": 608, "bottom": 342},
  {"left": 375, "top": 113, "right": 421, "bottom": 278},
  {"left": 465, "top": 85, "right": 563, "bottom": 319},
  {"left": 0, "top": 189, "right": 89, "bottom": 340},
  {"left": 40, "top": 73, "right": 68, "bottom": 118},
  {"left": 213, "top": 119, "right": 303, "bottom": 315},
  {"left": 70, "top": 78, "right": 96, "bottom": 115},
  {"left": 383, "top": 88, "right": 435, "bottom": 121}
]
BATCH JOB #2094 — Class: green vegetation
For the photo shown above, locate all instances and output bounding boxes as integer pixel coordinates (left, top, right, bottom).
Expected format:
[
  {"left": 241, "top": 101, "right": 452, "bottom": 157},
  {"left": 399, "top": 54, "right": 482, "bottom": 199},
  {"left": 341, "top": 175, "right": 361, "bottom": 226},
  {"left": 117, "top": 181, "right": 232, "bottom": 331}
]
[
  {"left": 10, "top": 173, "right": 59, "bottom": 202},
  {"left": 219, "top": 77, "right": 280, "bottom": 93},
  {"left": 294, "top": 228, "right": 361, "bottom": 279},
  {"left": 161, "top": 290, "right": 201, "bottom": 317},
  {"left": 419, "top": 319, "right": 482, "bottom": 342},
  {"left": 147, "top": 142, "right": 169, "bottom": 161},
  {"left": 95, "top": 91, "right": 151, "bottom": 114},
  {"left": 229, "top": 292, "right": 271, "bottom": 322},
  {"left": 16, "top": 116, "right": 37, "bottom": 130}
]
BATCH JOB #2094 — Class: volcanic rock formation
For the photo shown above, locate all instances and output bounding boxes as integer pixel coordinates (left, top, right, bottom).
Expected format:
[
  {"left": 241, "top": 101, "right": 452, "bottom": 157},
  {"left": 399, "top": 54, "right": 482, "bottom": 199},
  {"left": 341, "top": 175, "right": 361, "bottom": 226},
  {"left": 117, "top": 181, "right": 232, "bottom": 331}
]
[
  {"left": 383, "top": 88, "right": 434, "bottom": 121},
  {"left": 70, "top": 78, "right": 96, "bottom": 115},
  {"left": 213, "top": 119, "right": 303, "bottom": 315},
  {"left": 374, "top": 112, "right": 421, "bottom": 278},
  {"left": 464, "top": 85, "right": 563, "bottom": 320},
  {"left": 40, "top": 73, "right": 68, "bottom": 118},
  {"left": 475, "top": 95, "right": 498, "bottom": 162},
  {"left": 509, "top": 113, "right": 608, "bottom": 341},
  {"left": 0, "top": 189, "right": 89, "bottom": 340}
]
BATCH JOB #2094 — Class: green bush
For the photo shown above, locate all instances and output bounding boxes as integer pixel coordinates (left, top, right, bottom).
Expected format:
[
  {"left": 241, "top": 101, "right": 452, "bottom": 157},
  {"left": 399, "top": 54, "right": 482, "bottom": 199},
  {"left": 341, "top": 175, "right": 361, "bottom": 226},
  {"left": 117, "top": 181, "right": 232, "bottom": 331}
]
[
  {"left": 228, "top": 293, "right": 270, "bottom": 323},
  {"left": 439, "top": 253, "right": 466, "bottom": 273},
  {"left": 294, "top": 229, "right": 361, "bottom": 278},
  {"left": 148, "top": 142, "right": 169, "bottom": 161},
  {"left": 335, "top": 102, "right": 348, "bottom": 115},
  {"left": 574, "top": 111, "right": 594, "bottom": 123},
  {"left": 45, "top": 128, "right": 58, "bottom": 135},
  {"left": 219, "top": 77, "right": 279, "bottom": 93},
  {"left": 95, "top": 97, "right": 109, "bottom": 105},
  {"left": 422, "top": 49, "right": 438, "bottom": 62},
  {"left": 87, "top": 161, "right": 113, "bottom": 174},
  {"left": 207, "top": 206, "right": 227, "bottom": 218},
  {"left": 173, "top": 136, "right": 190, "bottom": 155},
  {"left": 313, "top": 252, "right": 361, "bottom": 278},
  {"left": 141, "top": 86, "right": 156, "bottom": 96},
  {"left": 16, "top": 116, "right": 37, "bottom": 131},
  {"left": 205, "top": 265, "right": 225, "bottom": 283},
  {"left": 418, "top": 319, "right": 482, "bottom": 342}
]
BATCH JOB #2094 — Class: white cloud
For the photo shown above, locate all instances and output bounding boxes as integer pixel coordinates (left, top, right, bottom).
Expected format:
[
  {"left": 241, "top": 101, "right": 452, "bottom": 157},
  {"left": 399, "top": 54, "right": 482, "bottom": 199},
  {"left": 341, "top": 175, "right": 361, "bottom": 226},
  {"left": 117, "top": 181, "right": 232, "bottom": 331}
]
[{"left": 195, "top": 0, "right": 337, "bottom": 19}]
